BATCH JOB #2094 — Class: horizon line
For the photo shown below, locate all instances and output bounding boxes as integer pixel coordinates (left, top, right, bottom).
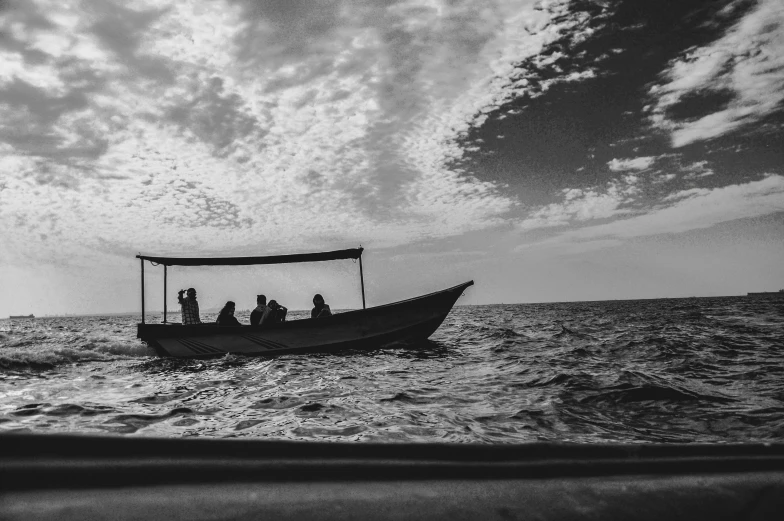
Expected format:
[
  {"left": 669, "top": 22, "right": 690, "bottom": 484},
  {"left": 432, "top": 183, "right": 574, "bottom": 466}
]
[{"left": 4, "top": 293, "right": 774, "bottom": 319}]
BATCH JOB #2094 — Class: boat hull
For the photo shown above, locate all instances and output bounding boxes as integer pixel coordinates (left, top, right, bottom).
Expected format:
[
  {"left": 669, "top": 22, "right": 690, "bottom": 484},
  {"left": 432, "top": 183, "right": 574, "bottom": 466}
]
[{"left": 137, "top": 281, "right": 473, "bottom": 358}]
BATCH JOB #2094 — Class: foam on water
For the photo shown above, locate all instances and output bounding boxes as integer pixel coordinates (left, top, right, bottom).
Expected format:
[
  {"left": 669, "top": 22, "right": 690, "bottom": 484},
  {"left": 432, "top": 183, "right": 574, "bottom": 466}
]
[
  {"left": 1, "top": 297, "right": 783, "bottom": 443},
  {"left": 0, "top": 316, "right": 154, "bottom": 369}
]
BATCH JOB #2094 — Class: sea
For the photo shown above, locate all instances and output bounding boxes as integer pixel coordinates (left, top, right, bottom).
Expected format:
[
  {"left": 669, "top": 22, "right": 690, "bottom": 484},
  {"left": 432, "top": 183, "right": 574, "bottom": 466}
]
[{"left": 1, "top": 297, "right": 782, "bottom": 444}]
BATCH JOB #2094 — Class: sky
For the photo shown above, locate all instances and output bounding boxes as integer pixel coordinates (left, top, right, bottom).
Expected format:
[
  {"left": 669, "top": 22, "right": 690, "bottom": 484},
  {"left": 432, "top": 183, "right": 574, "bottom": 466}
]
[{"left": 0, "top": 0, "right": 783, "bottom": 317}]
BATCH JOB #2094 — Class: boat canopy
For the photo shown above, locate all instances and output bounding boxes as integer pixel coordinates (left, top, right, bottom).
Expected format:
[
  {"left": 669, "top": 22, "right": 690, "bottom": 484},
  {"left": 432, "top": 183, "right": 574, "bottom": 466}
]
[
  {"left": 137, "top": 247, "right": 367, "bottom": 323},
  {"left": 136, "top": 247, "right": 363, "bottom": 267}
]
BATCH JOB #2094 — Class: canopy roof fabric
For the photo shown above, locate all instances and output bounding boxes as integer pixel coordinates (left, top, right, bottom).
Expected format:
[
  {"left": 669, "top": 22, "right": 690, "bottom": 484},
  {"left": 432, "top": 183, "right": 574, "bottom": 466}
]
[{"left": 136, "top": 248, "right": 363, "bottom": 267}]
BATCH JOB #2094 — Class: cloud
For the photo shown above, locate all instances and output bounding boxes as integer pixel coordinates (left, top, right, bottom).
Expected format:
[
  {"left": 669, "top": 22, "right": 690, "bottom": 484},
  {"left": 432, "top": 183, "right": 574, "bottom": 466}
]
[
  {"left": 387, "top": 250, "right": 487, "bottom": 263},
  {"left": 607, "top": 156, "right": 654, "bottom": 171},
  {"left": 648, "top": 0, "right": 784, "bottom": 147},
  {"left": 0, "top": 0, "right": 601, "bottom": 267},
  {"left": 518, "top": 174, "right": 784, "bottom": 252},
  {"left": 518, "top": 175, "right": 639, "bottom": 231},
  {"left": 682, "top": 160, "right": 715, "bottom": 179}
]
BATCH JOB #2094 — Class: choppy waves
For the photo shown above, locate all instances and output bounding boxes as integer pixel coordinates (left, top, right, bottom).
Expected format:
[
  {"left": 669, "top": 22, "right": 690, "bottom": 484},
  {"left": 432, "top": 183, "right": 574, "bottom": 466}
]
[
  {"left": 0, "top": 316, "right": 154, "bottom": 369},
  {"left": 1, "top": 297, "right": 783, "bottom": 443}
]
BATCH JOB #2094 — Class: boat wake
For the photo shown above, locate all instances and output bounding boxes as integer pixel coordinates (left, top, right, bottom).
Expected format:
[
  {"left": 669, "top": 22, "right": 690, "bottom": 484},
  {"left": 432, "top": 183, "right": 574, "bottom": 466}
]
[{"left": 0, "top": 317, "right": 154, "bottom": 369}]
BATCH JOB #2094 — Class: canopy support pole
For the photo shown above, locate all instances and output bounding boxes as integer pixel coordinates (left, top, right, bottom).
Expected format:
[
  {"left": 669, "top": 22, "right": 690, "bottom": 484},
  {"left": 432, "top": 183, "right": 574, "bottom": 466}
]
[
  {"left": 359, "top": 252, "right": 366, "bottom": 310},
  {"left": 140, "top": 258, "right": 145, "bottom": 325},
  {"left": 163, "top": 265, "right": 167, "bottom": 323}
]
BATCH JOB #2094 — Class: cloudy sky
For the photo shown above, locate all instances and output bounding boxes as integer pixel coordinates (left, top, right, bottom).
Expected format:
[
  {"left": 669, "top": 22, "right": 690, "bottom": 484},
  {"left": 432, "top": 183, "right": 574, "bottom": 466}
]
[{"left": 1, "top": 0, "right": 782, "bottom": 316}]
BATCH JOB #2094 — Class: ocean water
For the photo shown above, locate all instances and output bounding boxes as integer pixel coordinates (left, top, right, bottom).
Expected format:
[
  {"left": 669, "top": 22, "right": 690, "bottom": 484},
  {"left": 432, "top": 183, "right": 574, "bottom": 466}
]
[{"left": 1, "top": 297, "right": 782, "bottom": 443}]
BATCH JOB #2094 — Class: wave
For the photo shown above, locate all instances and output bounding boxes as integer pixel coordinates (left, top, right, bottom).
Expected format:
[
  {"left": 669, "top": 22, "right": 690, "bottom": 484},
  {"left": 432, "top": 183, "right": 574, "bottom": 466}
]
[
  {"left": 0, "top": 340, "right": 154, "bottom": 369},
  {"left": 578, "top": 370, "right": 735, "bottom": 404},
  {"left": 579, "top": 383, "right": 733, "bottom": 404},
  {"left": 95, "top": 407, "right": 200, "bottom": 434},
  {"left": 514, "top": 372, "right": 599, "bottom": 391},
  {"left": 0, "top": 317, "right": 158, "bottom": 370},
  {"left": 379, "top": 390, "right": 440, "bottom": 405},
  {"left": 487, "top": 328, "right": 524, "bottom": 339},
  {"left": 11, "top": 403, "right": 116, "bottom": 417},
  {"left": 251, "top": 396, "right": 306, "bottom": 409},
  {"left": 552, "top": 325, "right": 595, "bottom": 340}
]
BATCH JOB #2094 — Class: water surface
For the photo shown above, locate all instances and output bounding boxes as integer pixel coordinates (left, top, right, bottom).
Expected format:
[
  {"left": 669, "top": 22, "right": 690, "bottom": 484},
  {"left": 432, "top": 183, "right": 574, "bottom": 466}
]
[{"left": 1, "top": 297, "right": 782, "bottom": 443}]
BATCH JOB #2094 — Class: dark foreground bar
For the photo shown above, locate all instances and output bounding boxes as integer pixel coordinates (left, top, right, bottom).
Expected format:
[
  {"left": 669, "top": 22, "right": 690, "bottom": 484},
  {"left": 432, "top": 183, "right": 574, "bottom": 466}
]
[{"left": 2, "top": 433, "right": 783, "bottom": 520}]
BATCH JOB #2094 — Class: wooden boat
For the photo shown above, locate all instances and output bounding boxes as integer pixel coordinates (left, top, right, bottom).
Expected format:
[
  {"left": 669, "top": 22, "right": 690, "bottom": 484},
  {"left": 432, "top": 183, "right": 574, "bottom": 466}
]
[
  {"left": 135, "top": 248, "right": 473, "bottom": 358},
  {"left": 138, "top": 281, "right": 473, "bottom": 358}
]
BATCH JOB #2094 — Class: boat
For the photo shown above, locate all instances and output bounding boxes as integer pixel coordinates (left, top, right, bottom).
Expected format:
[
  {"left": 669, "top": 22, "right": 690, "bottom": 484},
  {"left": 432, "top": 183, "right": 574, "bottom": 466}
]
[
  {"left": 8, "top": 314, "right": 34, "bottom": 319},
  {"left": 135, "top": 248, "right": 473, "bottom": 358},
  {"left": 747, "top": 289, "right": 784, "bottom": 296}
]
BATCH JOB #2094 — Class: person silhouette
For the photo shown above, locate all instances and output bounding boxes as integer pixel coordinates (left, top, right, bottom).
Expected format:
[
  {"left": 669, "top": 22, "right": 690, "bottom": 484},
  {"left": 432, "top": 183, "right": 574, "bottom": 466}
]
[
  {"left": 250, "top": 294, "right": 270, "bottom": 326},
  {"left": 177, "top": 288, "right": 201, "bottom": 325},
  {"left": 311, "top": 294, "right": 332, "bottom": 318},
  {"left": 266, "top": 300, "right": 288, "bottom": 324},
  {"left": 216, "top": 301, "right": 241, "bottom": 326}
]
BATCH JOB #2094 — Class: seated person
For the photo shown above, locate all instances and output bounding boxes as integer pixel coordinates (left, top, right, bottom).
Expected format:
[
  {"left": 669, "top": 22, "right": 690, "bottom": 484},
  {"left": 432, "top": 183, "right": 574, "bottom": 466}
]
[
  {"left": 264, "top": 300, "right": 288, "bottom": 325},
  {"left": 311, "top": 294, "right": 332, "bottom": 318},
  {"left": 250, "top": 294, "right": 270, "bottom": 326},
  {"left": 216, "top": 301, "right": 242, "bottom": 326}
]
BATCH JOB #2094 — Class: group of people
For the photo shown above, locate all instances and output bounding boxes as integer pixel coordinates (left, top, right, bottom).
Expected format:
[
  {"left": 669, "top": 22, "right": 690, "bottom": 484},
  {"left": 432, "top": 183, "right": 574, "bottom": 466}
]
[{"left": 177, "top": 288, "right": 331, "bottom": 326}]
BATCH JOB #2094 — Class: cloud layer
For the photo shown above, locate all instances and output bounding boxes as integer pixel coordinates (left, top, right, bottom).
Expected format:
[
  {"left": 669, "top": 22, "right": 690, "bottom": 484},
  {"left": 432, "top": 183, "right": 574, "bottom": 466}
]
[
  {"left": 518, "top": 175, "right": 640, "bottom": 230},
  {"left": 1, "top": 0, "right": 781, "bottom": 283},
  {"left": 519, "top": 174, "right": 784, "bottom": 253},
  {"left": 0, "top": 0, "right": 597, "bottom": 266},
  {"left": 647, "top": 0, "right": 784, "bottom": 147}
]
